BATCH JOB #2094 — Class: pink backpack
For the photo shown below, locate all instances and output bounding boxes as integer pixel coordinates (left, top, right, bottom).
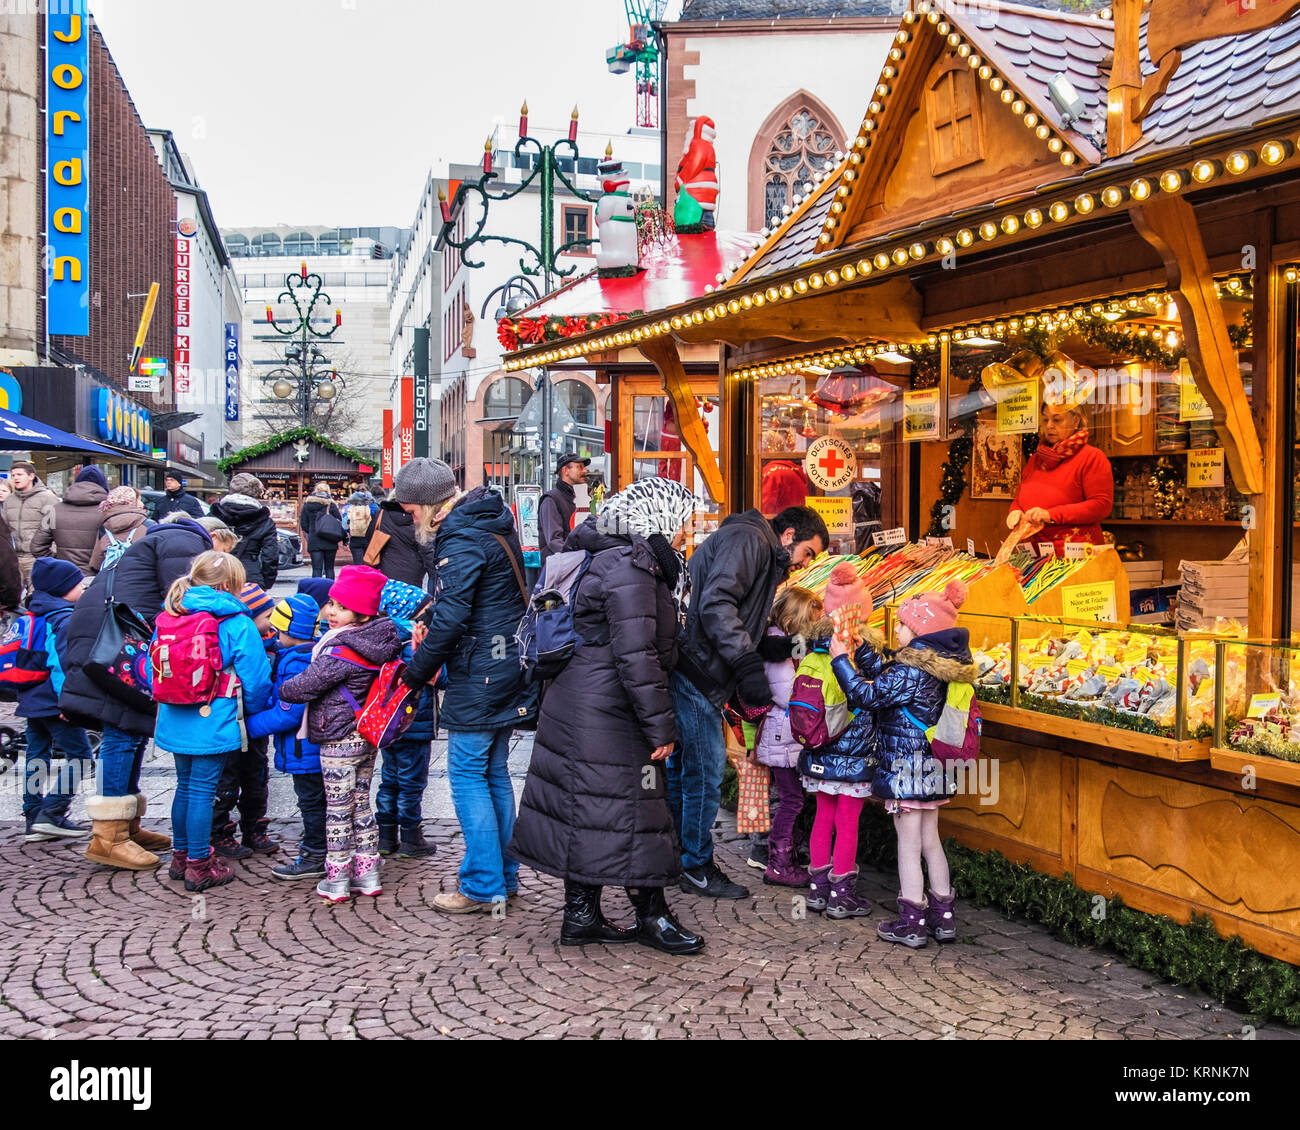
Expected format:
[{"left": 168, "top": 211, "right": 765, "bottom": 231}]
[
  {"left": 328, "top": 646, "right": 418, "bottom": 748},
  {"left": 150, "top": 610, "right": 239, "bottom": 705}
]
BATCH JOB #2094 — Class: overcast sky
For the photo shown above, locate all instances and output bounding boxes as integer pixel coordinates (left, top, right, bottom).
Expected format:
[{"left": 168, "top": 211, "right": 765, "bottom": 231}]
[{"left": 91, "top": 0, "right": 683, "bottom": 229}]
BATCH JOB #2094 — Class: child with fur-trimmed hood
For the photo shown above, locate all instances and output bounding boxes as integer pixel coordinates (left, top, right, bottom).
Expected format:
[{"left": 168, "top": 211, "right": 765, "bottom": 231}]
[{"left": 829, "top": 579, "right": 979, "bottom": 949}]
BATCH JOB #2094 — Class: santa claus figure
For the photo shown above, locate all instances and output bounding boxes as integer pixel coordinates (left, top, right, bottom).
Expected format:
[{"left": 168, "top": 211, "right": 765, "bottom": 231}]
[
  {"left": 595, "top": 176, "right": 640, "bottom": 277},
  {"left": 674, "top": 116, "right": 718, "bottom": 233}
]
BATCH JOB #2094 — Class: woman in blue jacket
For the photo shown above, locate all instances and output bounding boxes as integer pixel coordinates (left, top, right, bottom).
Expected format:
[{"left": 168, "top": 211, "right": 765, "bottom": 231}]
[{"left": 152, "top": 551, "right": 272, "bottom": 892}]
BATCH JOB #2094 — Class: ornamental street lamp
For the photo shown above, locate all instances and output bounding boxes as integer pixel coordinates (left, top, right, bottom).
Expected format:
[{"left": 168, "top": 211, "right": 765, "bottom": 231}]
[{"left": 261, "top": 263, "right": 345, "bottom": 428}]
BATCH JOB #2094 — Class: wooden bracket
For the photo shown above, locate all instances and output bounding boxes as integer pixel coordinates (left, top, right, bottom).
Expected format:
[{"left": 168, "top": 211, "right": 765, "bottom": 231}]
[
  {"left": 1134, "top": 49, "right": 1180, "bottom": 123},
  {"left": 1130, "top": 196, "right": 1264, "bottom": 495},
  {"left": 639, "top": 335, "right": 726, "bottom": 504}
]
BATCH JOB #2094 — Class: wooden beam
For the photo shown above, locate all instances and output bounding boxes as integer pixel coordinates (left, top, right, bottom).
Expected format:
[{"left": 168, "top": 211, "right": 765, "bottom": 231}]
[
  {"left": 673, "top": 276, "right": 923, "bottom": 347},
  {"left": 1107, "top": 0, "right": 1144, "bottom": 157},
  {"left": 1130, "top": 196, "right": 1264, "bottom": 494},
  {"left": 1249, "top": 210, "right": 1282, "bottom": 642},
  {"left": 639, "top": 335, "right": 726, "bottom": 503}
]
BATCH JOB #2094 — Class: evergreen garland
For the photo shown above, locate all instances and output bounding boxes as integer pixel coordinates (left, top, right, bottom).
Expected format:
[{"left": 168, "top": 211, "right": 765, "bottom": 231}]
[{"left": 217, "top": 426, "right": 370, "bottom": 475}]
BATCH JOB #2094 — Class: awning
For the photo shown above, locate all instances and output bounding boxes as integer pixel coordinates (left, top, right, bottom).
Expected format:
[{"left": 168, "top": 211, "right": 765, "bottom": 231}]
[{"left": 0, "top": 407, "right": 127, "bottom": 457}]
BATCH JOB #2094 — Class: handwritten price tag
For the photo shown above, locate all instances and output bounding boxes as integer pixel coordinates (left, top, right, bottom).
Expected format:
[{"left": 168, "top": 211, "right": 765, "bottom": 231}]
[{"left": 1248, "top": 692, "right": 1282, "bottom": 718}]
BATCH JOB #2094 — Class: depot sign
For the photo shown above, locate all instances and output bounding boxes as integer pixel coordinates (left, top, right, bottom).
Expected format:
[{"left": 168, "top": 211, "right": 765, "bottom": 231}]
[{"left": 45, "top": 0, "right": 89, "bottom": 336}]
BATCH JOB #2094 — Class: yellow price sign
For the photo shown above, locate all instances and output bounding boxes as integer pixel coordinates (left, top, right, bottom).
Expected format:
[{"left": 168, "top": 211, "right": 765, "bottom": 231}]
[
  {"left": 1065, "top": 658, "right": 1091, "bottom": 677},
  {"left": 996, "top": 380, "right": 1039, "bottom": 435},
  {"left": 1121, "top": 646, "right": 1149, "bottom": 667},
  {"left": 1186, "top": 447, "right": 1225, "bottom": 488},
  {"left": 1248, "top": 692, "right": 1282, "bottom": 718},
  {"left": 803, "top": 495, "right": 853, "bottom": 537},
  {"left": 1061, "top": 581, "right": 1117, "bottom": 622},
  {"left": 1097, "top": 664, "right": 1123, "bottom": 680},
  {"left": 1178, "top": 358, "right": 1213, "bottom": 422}
]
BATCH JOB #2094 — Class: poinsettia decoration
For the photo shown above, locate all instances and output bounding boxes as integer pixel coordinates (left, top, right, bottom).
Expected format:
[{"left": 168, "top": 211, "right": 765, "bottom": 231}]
[
  {"left": 497, "top": 320, "right": 519, "bottom": 351},
  {"left": 495, "top": 310, "right": 641, "bottom": 351}
]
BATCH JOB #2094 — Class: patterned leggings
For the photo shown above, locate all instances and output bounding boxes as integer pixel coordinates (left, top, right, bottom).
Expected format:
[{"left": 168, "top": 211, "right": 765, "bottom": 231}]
[{"left": 321, "top": 738, "right": 378, "bottom": 870}]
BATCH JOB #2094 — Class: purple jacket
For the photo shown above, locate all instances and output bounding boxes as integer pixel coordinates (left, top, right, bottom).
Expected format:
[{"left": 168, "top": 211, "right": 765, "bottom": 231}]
[{"left": 278, "top": 615, "right": 402, "bottom": 744}]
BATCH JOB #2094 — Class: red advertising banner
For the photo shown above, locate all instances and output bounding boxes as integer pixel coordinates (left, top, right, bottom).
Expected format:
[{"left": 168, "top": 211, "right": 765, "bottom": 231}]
[
  {"left": 174, "top": 234, "right": 191, "bottom": 395},
  {"left": 382, "top": 409, "right": 394, "bottom": 490},
  {"left": 399, "top": 375, "right": 414, "bottom": 466}
]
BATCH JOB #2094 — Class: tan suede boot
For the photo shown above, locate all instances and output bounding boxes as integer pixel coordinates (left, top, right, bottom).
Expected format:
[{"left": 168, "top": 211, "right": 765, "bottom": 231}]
[
  {"left": 84, "top": 795, "right": 161, "bottom": 870},
  {"left": 129, "top": 793, "right": 172, "bottom": 851}
]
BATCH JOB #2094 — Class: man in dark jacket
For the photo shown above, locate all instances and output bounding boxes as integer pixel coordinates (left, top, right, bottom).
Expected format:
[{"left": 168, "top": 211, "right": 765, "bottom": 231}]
[
  {"left": 399, "top": 462, "right": 536, "bottom": 914},
  {"left": 668, "top": 505, "right": 828, "bottom": 899},
  {"left": 537, "top": 453, "right": 589, "bottom": 566},
  {"left": 60, "top": 517, "right": 212, "bottom": 870},
  {"left": 154, "top": 473, "right": 204, "bottom": 520},
  {"left": 209, "top": 472, "right": 279, "bottom": 589},
  {"left": 0, "top": 512, "right": 24, "bottom": 611},
  {"left": 48, "top": 465, "right": 108, "bottom": 575}
]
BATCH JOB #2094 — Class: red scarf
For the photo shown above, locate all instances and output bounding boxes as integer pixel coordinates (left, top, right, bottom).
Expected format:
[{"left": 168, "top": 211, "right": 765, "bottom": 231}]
[{"left": 1033, "top": 428, "right": 1088, "bottom": 471}]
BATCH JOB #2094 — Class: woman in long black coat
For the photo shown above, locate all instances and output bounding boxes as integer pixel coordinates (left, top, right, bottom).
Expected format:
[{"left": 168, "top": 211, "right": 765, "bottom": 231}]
[{"left": 508, "top": 476, "right": 703, "bottom": 955}]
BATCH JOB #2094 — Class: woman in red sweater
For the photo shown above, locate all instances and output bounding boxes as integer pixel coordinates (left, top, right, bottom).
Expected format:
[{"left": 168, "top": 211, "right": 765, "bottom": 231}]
[{"left": 1007, "top": 403, "right": 1113, "bottom": 551}]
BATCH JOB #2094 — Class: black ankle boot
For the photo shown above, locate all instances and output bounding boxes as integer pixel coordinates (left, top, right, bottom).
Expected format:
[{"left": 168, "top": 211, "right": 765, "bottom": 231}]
[
  {"left": 377, "top": 822, "right": 398, "bottom": 856},
  {"left": 626, "top": 886, "right": 704, "bottom": 955},
  {"left": 397, "top": 823, "right": 437, "bottom": 858},
  {"left": 560, "top": 882, "right": 637, "bottom": 946}
]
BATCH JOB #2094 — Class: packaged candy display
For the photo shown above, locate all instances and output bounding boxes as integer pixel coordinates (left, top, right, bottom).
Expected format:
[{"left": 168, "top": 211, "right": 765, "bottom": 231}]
[{"left": 1221, "top": 642, "right": 1300, "bottom": 765}]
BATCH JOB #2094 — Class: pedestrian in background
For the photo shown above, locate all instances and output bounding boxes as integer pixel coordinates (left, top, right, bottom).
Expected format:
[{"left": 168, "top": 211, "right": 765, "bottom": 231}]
[
  {"left": 344, "top": 489, "right": 378, "bottom": 566},
  {"left": 363, "top": 494, "right": 437, "bottom": 588},
  {"left": 154, "top": 472, "right": 204, "bottom": 520},
  {"left": 537, "top": 453, "right": 589, "bottom": 567},
  {"left": 299, "top": 483, "right": 346, "bottom": 579},
  {"left": 48, "top": 465, "right": 108, "bottom": 575},
  {"left": 90, "top": 486, "right": 150, "bottom": 573},
  {"left": 210, "top": 472, "right": 279, "bottom": 589},
  {"left": 397, "top": 457, "right": 536, "bottom": 914},
  {"left": 4, "top": 461, "right": 58, "bottom": 589},
  {"left": 0, "top": 512, "right": 24, "bottom": 612}
]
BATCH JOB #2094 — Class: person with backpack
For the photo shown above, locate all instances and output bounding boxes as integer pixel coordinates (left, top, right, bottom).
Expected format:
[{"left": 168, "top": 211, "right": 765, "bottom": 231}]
[
  {"left": 344, "top": 490, "right": 378, "bottom": 566},
  {"left": 248, "top": 594, "right": 327, "bottom": 881},
  {"left": 395, "top": 458, "right": 537, "bottom": 915},
  {"left": 150, "top": 551, "right": 272, "bottom": 892},
  {"left": 829, "top": 580, "right": 979, "bottom": 947},
  {"left": 62, "top": 515, "right": 214, "bottom": 872},
  {"left": 16, "top": 558, "right": 94, "bottom": 842},
  {"left": 362, "top": 496, "right": 438, "bottom": 588},
  {"left": 47, "top": 465, "right": 108, "bottom": 575},
  {"left": 209, "top": 583, "right": 280, "bottom": 859},
  {"left": 509, "top": 477, "right": 705, "bottom": 954},
  {"left": 789, "top": 563, "right": 879, "bottom": 919},
  {"left": 299, "top": 483, "right": 346, "bottom": 579},
  {"left": 279, "top": 565, "right": 403, "bottom": 903},
  {"left": 89, "top": 486, "right": 151, "bottom": 574},
  {"left": 209, "top": 473, "right": 279, "bottom": 589}
]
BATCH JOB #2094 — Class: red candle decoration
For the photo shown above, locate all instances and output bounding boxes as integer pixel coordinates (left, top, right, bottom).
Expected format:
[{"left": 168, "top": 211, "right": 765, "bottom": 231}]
[
  {"left": 483, "top": 136, "right": 493, "bottom": 173},
  {"left": 438, "top": 185, "right": 451, "bottom": 223},
  {"left": 335, "top": 308, "right": 342, "bottom": 327},
  {"left": 265, "top": 305, "right": 273, "bottom": 324},
  {"left": 519, "top": 99, "right": 528, "bottom": 139},
  {"left": 300, "top": 261, "right": 307, "bottom": 280},
  {"left": 569, "top": 105, "right": 579, "bottom": 142}
]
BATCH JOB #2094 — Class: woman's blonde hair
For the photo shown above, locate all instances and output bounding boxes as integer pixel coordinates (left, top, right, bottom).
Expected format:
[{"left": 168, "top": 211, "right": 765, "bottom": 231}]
[
  {"left": 163, "top": 551, "right": 246, "bottom": 615},
  {"left": 771, "top": 586, "right": 824, "bottom": 639},
  {"left": 413, "top": 503, "right": 441, "bottom": 545}
]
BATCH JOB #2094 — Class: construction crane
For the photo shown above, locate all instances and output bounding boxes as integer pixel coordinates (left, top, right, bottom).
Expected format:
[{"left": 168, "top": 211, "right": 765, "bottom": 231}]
[{"left": 605, "top": 1, "right": 668, "bottom": 129}]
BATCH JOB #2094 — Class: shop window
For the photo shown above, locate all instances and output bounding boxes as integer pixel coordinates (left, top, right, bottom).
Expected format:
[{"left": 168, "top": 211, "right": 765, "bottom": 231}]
[
  {"left": 562, "top": 205, "right": 592, "bottom": 253},
  {"left": 554, "top": 380, "right": 596, "bottom": 427},
  {"left": 927, "top": 58, "right": 984, "bottom": 176},
  {"left": 483, "top": 376, "right": 532, "bottom": 419}
]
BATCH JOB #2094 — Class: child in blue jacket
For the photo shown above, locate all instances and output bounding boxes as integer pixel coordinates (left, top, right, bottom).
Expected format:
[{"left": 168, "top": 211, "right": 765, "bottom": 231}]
[
  {"left": 375, "top": 579, "right": 438, "bottom": 858},
  {"left": 18, "top": 558, "right": 94, "bottom": 842},
  {"left": 152, "top": 551, "right": 272, "bottom": 892},
  {"left": 246, "top": 594, "right": 327, "bottom": 880}
]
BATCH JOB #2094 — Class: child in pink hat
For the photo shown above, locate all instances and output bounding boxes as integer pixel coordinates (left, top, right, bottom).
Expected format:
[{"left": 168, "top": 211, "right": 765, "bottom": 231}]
[
  {"left": 280, "top": 564, "right": 402, "bottom": 903},
  {"left": 829, "top": 578, "right": 979, "bottom": 948}
]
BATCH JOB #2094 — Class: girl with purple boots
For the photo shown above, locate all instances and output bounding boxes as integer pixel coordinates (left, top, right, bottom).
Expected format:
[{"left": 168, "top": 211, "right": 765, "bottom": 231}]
[
  {"left": 829, "top": 580, "right": 979, "bottom": 947},
  {"left": 753, "top": 586, "right": 823, "bottom": 887}
]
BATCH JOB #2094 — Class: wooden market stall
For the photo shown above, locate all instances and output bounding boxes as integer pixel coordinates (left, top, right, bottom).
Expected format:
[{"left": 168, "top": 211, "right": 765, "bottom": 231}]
[{"left": 501, "top": 0, "right": 1300, "bottom": 964}]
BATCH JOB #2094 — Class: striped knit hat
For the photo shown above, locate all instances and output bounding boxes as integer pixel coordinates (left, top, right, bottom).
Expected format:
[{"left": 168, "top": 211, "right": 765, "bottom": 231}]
[{"left": 237, "top": 583, "right": 276, "bottom": 619}]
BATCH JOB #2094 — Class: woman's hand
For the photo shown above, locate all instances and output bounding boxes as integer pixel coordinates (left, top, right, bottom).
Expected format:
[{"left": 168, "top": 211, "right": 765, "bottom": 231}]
[
  {"left": 1006, "top": 509, "right": 1023, "bottom": 530},
  {"left": 411, "top": 623, "right": 428, "bottom": 649},
  {"left": 651, "top": 744, "right": 673, "bottom": 761},
  {"left": 1025, "top": 507, "right": 1052, "bottom": 525},
  {"left": 829, "top": 634, "right": 849, "bottom": 658}
]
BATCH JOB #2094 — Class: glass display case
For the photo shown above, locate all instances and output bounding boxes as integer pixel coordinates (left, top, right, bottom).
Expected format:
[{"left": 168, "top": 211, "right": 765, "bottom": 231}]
[{"left": 1214, "top": 640, "right": 1300, "bottom": 763}]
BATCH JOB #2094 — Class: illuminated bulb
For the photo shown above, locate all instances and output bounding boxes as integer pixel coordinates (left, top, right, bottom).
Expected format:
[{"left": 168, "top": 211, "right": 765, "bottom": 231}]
[
  {"left": 892, "top": 247, "right": 910, "bottom": 264},
  {"left": 876, "top": 84, "right": 890, "bottom": 97},
  {"left": 955, "top": 229, "right": 974, "bottom": 247},
  {"left": 1024, "top": 207, "right": 1044, "bottom": 228},
  {"left": 766, "top": 287, "right": 779, "bottom": 301},
  {"left": 1049, "top": 201, "right": 1070, "bottom": 222},
  {"left": 1130, "top": 177, "right": 1152, "bottom": 200},
  {"left": 890, "top": 47, "right": 903, "bottom": 60},
  {"left": 1012, "top": 99, "right": 1025, "bottom": 113},
  {"left": 882, "top": 65, "right": 895, "bottom": 79},
  {"left": 823, "top": 270, "right": 839, "bottom": 285},
  {"left": 1225, "top": 150, "right": 1252, "bottom": 174},
  {"left": 793, "top": 278, "right": 809, "bottom": 293},
  {"left": 740, "top": 295, "right": 753, "bottom": 309},
  {"left": 1001, "top": 215, "right": 1019, "bottom": 234},
  {"left": 907, "top": 242, "right": 925, "bottom": 260},
  {"left": 1159, "top": 169, "right": 1184, "bottom": 192},
  {"left": 1036, "top": 124, "right": 1051, "bottom": 140},
  {"left": 1191, "top": 159, "right": 1218, "bottom": 183},
  {"left": 968, "top": 55, "right": 982, "bottom": 68},
  {"left": 1061, "top": 151, "right": 1076, "bottom": 166},
  {"left": 831, "top": 202, "right": 844, "bottom": 214},
  {"left": 990, "top": 77, "right": 1003, "bottom": 92},
  {"left": 1074, "top": 193, "right": 1095, "bottom": 214},
  {"left": 978, "top": 221, "right": 997, "bottom": 241},
  {"left": 1261, "top": 141, "right": 1288, "bottom": 165},
  {"left": 978, "top": 65, "right": 992, "bottom": 80},
  {"left": 779, "top": 284, "right": 793, "bottom": 299},
  {"left": 857, "top": 259, "right": 871, "bottom": 275},
  {"left": 874, "top": 252, "right": 891, "bottom": 269},
  {"left": 947, "top": 32, "right": 960, "bottom": 45},
  {"left": 958, "top": 43, "right": 970, "bottom": 57},
  {"left": 870, "top": 101, "right": 883, "bottom": 114},
  {"left": 935, "top": 237, "right": 954, "bottom": 254},
  {"left": 1024, "top": 112, "right": 1039, "bottom": 127},
  {"left": 1001, "top": 89, "right": 1014, "bottom": 104},
  {"left": 840, "top": 265, "right": 856, "bottom": 281},
  {"left": 1101, "top": 185, "right": 1124, "bottom": 207},
  {"left": 1047, "top": 137, "right": 1063, "bottom": 152}
]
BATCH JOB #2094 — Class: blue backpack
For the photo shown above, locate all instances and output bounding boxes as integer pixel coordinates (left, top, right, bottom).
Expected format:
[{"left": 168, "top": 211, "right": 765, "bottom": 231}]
[
  {"left": 0, "top": 611, "right": 49, "bottom": 694},
  {"left": 514, "top": 549, "right": 594, "bottom": 685}
]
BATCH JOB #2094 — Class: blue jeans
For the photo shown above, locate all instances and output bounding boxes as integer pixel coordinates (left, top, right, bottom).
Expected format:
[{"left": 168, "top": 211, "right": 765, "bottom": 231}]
[
  {"left": 98, "top": 726, "right": 148, "bottom": 798},
  {"left": 377, "top": 737, "right": 431, "bottom": 826},
  {"left": 666, "top": 671, "right": 727, "bottom": 871},
  {"left": 446, "top": 727, "right": 518, "bottom": 902},
  {"left": 171, "top": 752, "right": 226, "bottom": 860},
  {"left": 23, "top": 716, "right": 93, "bottom": 820}
]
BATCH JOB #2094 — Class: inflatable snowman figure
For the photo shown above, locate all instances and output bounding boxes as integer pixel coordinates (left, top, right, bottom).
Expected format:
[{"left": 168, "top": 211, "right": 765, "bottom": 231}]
[{"left": 595, "top": 177, "right": 640, "bottom": 277}]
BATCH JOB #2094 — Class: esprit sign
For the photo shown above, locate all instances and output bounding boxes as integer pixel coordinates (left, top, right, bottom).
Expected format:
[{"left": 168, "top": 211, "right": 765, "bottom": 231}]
[{"left": 46, "top": 0, "right": 90, "bottom": 336}]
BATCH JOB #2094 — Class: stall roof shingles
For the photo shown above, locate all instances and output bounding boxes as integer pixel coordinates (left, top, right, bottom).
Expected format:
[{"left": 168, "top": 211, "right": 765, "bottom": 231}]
[
  {"left": 746, "top": 190, "right": 836, "bottom": 281},
  {"left": 678, "top": 0, "right": 900, "bottom": 18},
  {"left": 1141, "top": 17, "right": 1300, "bottom": 150}
]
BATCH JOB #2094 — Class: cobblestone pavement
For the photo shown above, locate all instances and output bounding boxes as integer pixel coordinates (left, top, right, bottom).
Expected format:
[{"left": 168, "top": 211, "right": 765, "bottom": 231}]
[{"left": 1, "top": 736, "right": 1296, "bottom": 1040}]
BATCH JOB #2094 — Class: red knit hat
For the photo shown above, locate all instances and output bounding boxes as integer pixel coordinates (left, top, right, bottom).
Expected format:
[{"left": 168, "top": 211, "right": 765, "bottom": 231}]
[
  {"left": 822, "top": 562, "right": 871, "bottom": 614},
  {"left": 897, "top": 580, "right": 968, "bottom": 637},
  {"left": 329, "top": 565, "right": 386, "bottom": 617}
]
